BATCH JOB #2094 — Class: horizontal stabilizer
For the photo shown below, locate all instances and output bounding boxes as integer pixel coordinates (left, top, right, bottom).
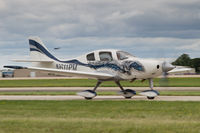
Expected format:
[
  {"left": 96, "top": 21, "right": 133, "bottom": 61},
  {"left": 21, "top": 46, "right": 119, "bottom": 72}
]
[
  {"left": 12, "top": 59, "right": 53, "bottom": 63},
  {"left": 4, "top": 65, "right": 27, "bottom": 69}
]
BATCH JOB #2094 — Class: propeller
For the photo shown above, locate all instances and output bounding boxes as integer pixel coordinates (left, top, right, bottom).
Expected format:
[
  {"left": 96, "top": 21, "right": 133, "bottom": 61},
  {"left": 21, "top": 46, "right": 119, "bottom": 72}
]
[{"left": 160, "top": 61, "right": 176, "bottom": 86}]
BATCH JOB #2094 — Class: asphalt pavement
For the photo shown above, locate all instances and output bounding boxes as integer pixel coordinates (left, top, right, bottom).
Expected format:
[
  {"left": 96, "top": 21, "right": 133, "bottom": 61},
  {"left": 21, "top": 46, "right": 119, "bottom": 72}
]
[{"left": 0, "top": 95, "right": 200, "bottom": 101}]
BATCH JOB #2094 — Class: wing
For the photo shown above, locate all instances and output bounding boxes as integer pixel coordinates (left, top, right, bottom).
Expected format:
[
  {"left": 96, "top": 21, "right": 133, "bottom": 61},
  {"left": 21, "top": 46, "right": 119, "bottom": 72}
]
[{"left": 4, "top": 66, "right": 115, "bottom": 80}]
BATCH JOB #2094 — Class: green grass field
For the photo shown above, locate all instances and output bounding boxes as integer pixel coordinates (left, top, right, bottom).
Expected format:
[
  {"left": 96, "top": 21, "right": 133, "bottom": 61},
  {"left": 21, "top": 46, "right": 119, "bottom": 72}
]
[
  {"left": 0, "top": 78, "right": 199, "bottom": 133},
  {"left": 0, "top": 77, "right": 200, "bottom": 87},
  {"left": 0, "top": 100, "right": 199, "bottom": 133}
]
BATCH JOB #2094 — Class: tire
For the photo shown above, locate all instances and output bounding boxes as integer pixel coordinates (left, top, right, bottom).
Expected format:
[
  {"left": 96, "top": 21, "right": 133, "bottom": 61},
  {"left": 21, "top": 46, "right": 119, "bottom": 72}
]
[
  {"left": 147, "top": 96, "right": 155, "bottom": 100},
  {"left": 124, "top": 96, "right": 132, "bottom": 99},
  {"left": 85, "top": 97, "right": 93, "bottom": 100},
  {"left": 123, "top": 89, "right": 136, "bottom": 99}
]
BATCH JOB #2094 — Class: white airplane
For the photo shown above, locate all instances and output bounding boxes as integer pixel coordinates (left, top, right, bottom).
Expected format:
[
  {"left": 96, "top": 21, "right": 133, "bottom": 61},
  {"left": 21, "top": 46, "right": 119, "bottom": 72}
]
[{"left": 4, "top": 37, "right": 191, "bottom": 100}]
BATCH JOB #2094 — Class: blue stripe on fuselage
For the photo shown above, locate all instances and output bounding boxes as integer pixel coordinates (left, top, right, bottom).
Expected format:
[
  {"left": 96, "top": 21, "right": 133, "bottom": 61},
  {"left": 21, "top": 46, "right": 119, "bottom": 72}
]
[
  {"left": 30, "top": 48, "right": 42, "bottom": 53},
  {"left": 29, "top": 40, "right": 59, "bottom": 62},
  {"left": 29, "top": 39, "right": 90, "bottom": 66}
]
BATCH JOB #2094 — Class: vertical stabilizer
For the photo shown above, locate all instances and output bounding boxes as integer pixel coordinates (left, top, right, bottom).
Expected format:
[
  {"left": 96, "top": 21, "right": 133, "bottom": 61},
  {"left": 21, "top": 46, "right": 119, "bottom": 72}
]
[{"left": 28, "top": 36, "right": 55, "bottom": 62}]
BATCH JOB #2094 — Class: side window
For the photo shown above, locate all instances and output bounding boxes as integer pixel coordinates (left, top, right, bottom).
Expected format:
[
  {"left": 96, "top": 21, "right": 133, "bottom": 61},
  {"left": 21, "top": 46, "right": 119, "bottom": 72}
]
[
  {"left": 86, "top": 53, "right": 95, "bottom": 61},
  {"left": 117, "top": 51, "right": 128, "bottom": 60},
  {"left": 99, "top": 52, "right": 113, "bottom": 61}
]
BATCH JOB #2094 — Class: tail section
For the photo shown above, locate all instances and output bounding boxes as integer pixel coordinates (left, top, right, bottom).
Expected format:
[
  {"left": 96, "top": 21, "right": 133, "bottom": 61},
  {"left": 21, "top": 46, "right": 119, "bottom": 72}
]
[{"left": 29, "top": 36, "right": 57, "bottom": 62}]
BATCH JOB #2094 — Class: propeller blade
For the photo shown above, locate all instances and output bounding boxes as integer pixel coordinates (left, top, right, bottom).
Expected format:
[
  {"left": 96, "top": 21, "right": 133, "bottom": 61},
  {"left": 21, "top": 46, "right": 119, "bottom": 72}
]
[{"left": 160, "top": 61, "right": 175, "bottom": 87}]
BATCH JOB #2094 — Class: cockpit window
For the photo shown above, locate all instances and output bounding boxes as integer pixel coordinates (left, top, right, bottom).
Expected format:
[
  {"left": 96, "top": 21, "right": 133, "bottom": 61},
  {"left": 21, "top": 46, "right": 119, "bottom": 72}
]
[
  {"left": 99, "top": 52, "right": 113, "bottom": 61},
  {"left": 117, "top": 51, "right": 134, "bottom": 60},
  {"left": 86, "top": 53, "right": 95, "bottom": 61}
]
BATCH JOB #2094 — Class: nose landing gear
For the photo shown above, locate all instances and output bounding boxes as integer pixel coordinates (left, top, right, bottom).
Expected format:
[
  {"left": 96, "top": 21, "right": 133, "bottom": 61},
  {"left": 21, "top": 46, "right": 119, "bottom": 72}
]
[{"left": 139, "top": 78, "right": 159, "bottom": 100}]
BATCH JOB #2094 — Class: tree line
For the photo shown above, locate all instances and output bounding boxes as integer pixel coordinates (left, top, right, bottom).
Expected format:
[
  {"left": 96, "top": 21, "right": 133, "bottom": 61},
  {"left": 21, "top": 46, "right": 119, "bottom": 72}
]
[{"left": 172, "top": 54, "right": 200, "bottom": 73}]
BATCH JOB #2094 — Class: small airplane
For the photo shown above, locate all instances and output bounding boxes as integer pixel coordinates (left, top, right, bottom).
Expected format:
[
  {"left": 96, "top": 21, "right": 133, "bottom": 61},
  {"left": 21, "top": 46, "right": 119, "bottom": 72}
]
[{"left": 4, "top": 36, "right": 191, "bottom": 100}]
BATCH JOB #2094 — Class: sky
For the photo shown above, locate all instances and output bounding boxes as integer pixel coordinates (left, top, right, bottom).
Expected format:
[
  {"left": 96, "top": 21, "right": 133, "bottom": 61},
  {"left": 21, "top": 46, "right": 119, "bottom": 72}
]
[{"left": 0, "top": 0, "right": 200, "bottom": 68}]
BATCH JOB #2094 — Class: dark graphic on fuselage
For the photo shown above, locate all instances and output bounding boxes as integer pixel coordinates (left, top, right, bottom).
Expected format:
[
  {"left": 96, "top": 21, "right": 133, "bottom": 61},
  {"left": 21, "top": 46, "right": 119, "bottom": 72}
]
[{"left": 88, "top": 60, "right": 145, "bottom": 75}]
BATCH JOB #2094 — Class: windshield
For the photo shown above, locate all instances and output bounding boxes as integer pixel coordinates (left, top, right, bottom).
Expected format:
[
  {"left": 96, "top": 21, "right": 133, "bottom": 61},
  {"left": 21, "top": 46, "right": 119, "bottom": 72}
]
[{"left": 116, "top": 51, "right": 134, "bottom": 60}]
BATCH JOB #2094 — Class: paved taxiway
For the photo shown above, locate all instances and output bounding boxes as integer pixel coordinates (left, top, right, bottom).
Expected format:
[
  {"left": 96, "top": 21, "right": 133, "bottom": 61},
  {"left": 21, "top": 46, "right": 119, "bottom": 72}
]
[
  {"left": 0, "top": 87, "right": 199, "bottom": 101},
  {"left": 0, "top": 95, "right": 200, "bottom": 101},
  {"left": 0, "top": 87, "right": 200, "bottom": 92}
]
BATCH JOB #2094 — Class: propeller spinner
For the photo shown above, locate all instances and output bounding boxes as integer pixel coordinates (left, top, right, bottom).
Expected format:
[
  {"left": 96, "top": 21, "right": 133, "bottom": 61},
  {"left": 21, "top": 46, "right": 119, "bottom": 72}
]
[{"left": 162, "top": 61, "right": 175, "bottom": 73}]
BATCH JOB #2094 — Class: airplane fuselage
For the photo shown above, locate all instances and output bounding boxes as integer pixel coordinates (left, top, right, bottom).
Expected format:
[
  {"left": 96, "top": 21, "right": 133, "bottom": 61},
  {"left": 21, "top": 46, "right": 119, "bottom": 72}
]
[{"left": 32, "top": 49, "right": 164, "bottom": 80}]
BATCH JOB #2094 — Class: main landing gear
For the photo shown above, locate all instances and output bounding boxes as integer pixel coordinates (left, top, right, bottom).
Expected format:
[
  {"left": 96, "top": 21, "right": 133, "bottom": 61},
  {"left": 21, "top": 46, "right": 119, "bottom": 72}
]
[
  {"left": 77, "top": 81, "right": 101, "bottom": 100},
  {"left": 115, "top": 81, "right": 136, "bottom": 99},
  {"left": 139, "top": 78, "right": 159, "bottom": 99},
  {"left": 77, "top": 80, "right": 136, "bottom": 99}
]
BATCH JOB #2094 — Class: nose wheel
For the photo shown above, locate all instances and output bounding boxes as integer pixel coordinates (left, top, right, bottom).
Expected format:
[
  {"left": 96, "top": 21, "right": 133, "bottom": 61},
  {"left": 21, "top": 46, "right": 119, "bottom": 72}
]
[
  {"left": 139, "top": 90, "right": 159, "bottom": 100},
  {"left": 77, "top": 90, "right": 97, "bottom": 99},
  {"left": 139, "top": 79, "right": 159, "bottom": 100}
]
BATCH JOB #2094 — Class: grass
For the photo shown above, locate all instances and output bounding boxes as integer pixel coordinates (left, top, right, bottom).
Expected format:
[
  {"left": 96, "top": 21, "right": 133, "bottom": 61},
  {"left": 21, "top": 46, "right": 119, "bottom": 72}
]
[
  {"left": 0, "top": 78, "right": 199, "bottom": 133},
  {"left": 0, "top": 100, "right": 199, "bottom": 133},
  {"left": 0, "top": 77, "right": 200, "bottom": 87},
  {"left": 0, "top": 91, "right": 200, "bottom": 96}
]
